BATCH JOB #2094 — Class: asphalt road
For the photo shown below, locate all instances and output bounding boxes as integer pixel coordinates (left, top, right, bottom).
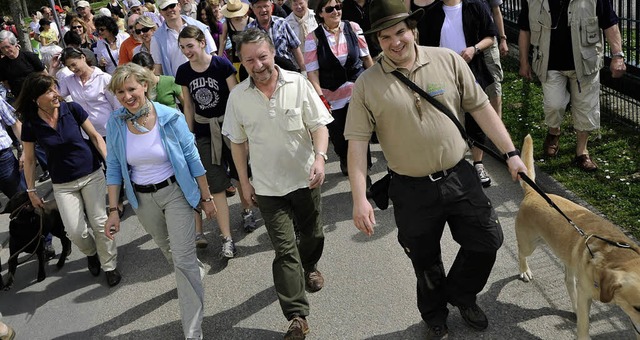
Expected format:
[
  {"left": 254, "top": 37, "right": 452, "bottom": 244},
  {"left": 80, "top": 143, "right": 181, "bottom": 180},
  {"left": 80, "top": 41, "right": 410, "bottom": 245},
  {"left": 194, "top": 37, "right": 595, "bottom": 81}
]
[{"left": 0, "top": 144, "right": 637, "bottom": 339}]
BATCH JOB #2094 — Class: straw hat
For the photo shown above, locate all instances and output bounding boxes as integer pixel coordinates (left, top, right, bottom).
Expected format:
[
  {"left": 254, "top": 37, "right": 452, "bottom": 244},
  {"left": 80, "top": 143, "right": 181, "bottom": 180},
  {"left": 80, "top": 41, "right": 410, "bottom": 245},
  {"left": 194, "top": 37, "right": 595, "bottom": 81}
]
[
  {"left": 221, "top": 0, "right": 250, "bottom": 19},
  {"left": 363, "top": 0, "right": 423, "bottom": 35}
]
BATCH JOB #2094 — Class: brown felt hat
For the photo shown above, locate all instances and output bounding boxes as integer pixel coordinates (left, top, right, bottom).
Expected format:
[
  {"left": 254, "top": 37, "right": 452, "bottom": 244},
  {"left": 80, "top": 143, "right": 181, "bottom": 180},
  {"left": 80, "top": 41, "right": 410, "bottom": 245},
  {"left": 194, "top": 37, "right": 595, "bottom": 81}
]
[{"left": 363, "top": 0, "right": 424, "bottom": 35}]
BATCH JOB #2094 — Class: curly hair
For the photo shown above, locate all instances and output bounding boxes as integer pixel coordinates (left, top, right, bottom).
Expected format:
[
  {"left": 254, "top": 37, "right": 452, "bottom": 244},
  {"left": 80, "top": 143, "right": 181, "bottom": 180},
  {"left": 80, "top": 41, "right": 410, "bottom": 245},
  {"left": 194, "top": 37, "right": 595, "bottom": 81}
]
[{"left": 93, "top": 15, "right": 119, "bottom": 37}]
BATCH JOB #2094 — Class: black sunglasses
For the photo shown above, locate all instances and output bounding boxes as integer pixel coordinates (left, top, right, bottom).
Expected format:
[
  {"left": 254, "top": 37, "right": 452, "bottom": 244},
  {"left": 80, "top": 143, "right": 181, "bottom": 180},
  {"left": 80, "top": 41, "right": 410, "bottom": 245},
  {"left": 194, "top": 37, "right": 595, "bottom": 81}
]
[
  {"left": 161, "top": 3, "right": 177, "bottom": 11},
  {"left": 323, "top": 3, "right": 342, "bottom": 13},
  {"left": 72, "top": 25, "right": 83, "bottom": 30},
  {"left": 135, "top": 27, "right": 153, "bottom": 34}
]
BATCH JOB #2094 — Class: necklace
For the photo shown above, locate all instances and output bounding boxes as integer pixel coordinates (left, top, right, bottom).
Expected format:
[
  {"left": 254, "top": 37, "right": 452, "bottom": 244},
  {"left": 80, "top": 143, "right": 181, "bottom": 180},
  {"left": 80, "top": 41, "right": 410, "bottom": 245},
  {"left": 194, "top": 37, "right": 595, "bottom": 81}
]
[{"left": 123, "top": 99, "right": 152, "bottom": 133}]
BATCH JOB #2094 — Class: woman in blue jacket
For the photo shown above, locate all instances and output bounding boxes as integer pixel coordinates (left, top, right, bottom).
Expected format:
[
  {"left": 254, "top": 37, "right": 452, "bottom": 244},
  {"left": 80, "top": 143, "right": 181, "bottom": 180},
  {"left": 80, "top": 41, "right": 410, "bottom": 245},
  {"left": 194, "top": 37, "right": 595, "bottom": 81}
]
[{"left": 103, "top": 63, "right": 216, "bottom": 339}]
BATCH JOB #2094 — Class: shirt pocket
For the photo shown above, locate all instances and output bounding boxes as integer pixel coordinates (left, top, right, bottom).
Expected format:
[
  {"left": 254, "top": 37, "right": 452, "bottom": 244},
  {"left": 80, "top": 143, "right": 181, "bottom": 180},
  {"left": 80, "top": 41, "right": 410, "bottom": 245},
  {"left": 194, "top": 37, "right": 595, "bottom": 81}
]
[{"left": 283, "top": 108, "right": 304, "bottom": 131}]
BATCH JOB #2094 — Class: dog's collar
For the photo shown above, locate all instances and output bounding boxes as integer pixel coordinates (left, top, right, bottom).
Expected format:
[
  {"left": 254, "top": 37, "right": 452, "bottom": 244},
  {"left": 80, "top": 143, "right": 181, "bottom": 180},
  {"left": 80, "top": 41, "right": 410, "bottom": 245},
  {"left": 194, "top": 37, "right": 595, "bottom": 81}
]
[{"left": 584, "top": 234, "right": 632, "bottom": 258}]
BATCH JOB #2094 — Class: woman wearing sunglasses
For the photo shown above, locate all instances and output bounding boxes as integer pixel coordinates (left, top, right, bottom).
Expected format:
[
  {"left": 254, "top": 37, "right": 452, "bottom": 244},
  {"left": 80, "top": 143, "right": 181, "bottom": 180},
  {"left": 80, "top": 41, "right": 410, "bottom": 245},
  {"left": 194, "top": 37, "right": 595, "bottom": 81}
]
[
  {"left": 132, "top": 15, "right": 157, "bottom": 55},
  {"left": 305, "top": 0, "right": 373, "bottom": 177},
  {"left": 69, "top": 17, "right": 96, "bottom": 49}
]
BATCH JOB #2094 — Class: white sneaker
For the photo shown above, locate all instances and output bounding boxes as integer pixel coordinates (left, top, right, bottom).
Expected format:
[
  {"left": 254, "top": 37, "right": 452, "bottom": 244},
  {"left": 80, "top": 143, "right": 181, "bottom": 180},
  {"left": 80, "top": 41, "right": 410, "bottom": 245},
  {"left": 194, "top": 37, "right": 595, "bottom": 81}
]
[
  {"left": 195, "top": 232, "right": 208, "bottom": 248},
  {"left": 475, "top": 163, "right": 491, "bottom": 187},
  {"left": 221, "top": 236, "right": 237, "bottom": 258}
]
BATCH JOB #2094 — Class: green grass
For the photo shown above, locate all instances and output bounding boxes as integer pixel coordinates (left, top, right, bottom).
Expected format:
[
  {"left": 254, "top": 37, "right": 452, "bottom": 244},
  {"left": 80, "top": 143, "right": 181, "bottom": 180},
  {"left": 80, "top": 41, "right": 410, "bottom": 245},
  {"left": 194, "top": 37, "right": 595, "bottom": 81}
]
[{"left": 501, "top": 57, "right": 640, "bottom": 237}]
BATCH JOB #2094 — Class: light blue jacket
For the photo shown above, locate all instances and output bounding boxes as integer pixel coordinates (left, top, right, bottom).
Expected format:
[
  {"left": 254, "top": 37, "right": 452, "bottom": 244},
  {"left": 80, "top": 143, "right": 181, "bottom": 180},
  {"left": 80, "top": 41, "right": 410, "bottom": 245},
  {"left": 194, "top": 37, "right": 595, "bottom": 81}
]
[{"left": 105, "top": 102, "right": 206, "bottom": 209}]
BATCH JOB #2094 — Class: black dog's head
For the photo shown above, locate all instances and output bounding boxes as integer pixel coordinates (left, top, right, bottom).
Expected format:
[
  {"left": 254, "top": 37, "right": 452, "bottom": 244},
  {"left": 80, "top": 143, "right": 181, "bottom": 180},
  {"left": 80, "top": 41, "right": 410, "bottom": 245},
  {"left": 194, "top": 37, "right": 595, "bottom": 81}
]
[{"left": 2, "top": 191, "right": 35, "bottom": 219}]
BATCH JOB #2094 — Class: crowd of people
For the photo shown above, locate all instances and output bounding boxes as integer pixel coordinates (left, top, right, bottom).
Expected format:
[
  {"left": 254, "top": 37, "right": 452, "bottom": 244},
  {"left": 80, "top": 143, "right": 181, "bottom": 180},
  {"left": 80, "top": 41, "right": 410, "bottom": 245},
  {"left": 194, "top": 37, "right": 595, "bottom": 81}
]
[{"left": 0, "top": 0, "right": 625, "bottom": 338}]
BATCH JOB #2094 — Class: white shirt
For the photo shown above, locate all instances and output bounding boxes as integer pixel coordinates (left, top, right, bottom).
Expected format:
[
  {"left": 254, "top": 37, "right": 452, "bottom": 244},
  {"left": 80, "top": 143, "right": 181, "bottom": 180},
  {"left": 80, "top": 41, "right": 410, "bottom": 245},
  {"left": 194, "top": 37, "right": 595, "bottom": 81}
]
[
  {"left": 126, "top": 120, "right": 175, "bottom": 185},
  {"left": 150, "top": 19, "right": 217, "bottom": 77},
  {"left": 285, "top": 9, "right": 318, "bottom": 54},
  {"left": 440, "top": 3, "right": 466, "bottom": 54},
  {"left": 94, "top": 32, "right": 130, "bottom": 74},
  {"left": 57, "top": 67, "right": 122, "bottom": 137}
]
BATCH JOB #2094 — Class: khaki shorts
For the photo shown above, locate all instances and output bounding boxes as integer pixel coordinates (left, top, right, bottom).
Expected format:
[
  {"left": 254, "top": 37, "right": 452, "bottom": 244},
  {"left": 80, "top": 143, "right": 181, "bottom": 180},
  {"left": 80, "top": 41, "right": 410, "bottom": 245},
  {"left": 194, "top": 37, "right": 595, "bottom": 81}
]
[
  {"left": 541, "top": 70, "right": 600, "bottom": 131},
  {"left": 483, "top": 40, "right": 503, "bottom": 99}
]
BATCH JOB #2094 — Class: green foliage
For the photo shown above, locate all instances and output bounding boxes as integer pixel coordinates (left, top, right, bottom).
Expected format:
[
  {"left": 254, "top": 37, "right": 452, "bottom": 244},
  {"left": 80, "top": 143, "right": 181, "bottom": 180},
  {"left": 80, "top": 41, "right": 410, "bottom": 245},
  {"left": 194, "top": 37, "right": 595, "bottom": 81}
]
[{"left": 501, "top": 57, "right": 640, "bottom": 237}]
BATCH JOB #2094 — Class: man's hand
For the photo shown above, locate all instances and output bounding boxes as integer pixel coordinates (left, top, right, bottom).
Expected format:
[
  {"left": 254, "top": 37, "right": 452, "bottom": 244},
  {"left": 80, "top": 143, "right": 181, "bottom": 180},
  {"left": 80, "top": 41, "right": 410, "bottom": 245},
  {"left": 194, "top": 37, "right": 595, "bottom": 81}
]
[
  {"left": 507, "top": 155, "right": 528, "bottom": 181},
  {"left": 241, "top": 180, "right": 258, "bottom": 208},
  {"left": 308, "top": 159, "right": 325, "bottom": 189},
  {"left": 610, "top": 57, "right": 626, "bottom": 78},
  {"left": 201, "top": 200, "right": 218, "bottom": 220},
  {"left": 499, "top": 39, "right": 509, "bottom": 57},
  {"left": 353, "top": 197, "right": 376, "bottom": 236},
  {"left": 519, "top": 61, "right": 532, "bottom": 80},
  {"left": 460, "top": 47, "right": 475, "bottom": 63}
]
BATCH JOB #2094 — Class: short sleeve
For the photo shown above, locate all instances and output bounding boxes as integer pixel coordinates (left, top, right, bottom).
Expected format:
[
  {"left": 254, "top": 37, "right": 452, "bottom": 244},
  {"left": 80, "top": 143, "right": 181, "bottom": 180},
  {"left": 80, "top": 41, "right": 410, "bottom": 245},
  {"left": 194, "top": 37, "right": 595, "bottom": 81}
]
[
  {"left": 350, "top": 22, "right": 370, "bottom": 58},
  {"left": 304, "top": 32, "right": 319, "bottom": 72},
  {"left": 222, "top": 89, "right": 248, "bottom": 144},
  {"left": 150, "top": 37, "right": 163, "bottom": 67},
  {"left": 67, "top": 102, "right": 90, "bottom": 125},
  {"left": 174, "top": 63, "right": 189, "bottom": 86}
]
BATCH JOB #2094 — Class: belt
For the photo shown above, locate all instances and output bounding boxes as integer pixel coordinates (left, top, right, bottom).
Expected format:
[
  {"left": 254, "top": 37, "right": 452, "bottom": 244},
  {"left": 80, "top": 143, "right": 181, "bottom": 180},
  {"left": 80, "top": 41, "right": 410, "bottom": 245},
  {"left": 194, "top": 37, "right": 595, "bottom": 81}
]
[
  {"left": 133, "top": 175, "right": 176, "bottom": 193},
  {"left": 391, "top": 160, "right": 463, "bottom": 182}
]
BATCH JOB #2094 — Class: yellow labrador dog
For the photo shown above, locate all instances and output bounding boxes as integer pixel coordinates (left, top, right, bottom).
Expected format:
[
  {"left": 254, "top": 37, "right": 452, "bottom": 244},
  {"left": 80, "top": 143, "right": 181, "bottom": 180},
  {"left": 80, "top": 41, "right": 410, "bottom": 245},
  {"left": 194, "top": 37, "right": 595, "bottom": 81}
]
[{"left": 515, "top": 134, "right": 640, "bottom": 339}]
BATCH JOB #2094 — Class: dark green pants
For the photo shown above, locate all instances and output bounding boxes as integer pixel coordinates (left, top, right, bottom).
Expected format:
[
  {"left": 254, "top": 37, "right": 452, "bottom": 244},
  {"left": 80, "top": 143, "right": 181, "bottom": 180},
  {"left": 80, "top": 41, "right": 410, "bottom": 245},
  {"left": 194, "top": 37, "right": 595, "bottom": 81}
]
[{"left": 256, "top": 187, "right": 324, "bottom": 319}]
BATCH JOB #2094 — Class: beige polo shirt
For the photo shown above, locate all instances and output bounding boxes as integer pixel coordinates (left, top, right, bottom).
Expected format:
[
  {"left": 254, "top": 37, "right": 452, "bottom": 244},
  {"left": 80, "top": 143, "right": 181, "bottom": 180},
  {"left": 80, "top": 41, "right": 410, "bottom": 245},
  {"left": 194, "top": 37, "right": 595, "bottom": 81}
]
[
  {"left": 222, "top": 67, "right": 334, "bottom": 196},
  {"left": 345, "top": 45, "right": 490, "bottom": 177}
]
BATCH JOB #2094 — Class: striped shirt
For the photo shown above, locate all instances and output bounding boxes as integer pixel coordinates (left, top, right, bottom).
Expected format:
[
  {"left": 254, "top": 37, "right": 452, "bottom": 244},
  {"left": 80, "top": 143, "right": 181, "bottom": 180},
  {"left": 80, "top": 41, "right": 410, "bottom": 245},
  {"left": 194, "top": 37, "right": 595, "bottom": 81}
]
[
  {"left": 0, "top": 98, "right": 17, "bottom": 150},
  {"left": 247, "top": 16, "right": 301, "bottom": 62},
  {"left": 304, "top": 21, "right": 369, "bottom": 110}
]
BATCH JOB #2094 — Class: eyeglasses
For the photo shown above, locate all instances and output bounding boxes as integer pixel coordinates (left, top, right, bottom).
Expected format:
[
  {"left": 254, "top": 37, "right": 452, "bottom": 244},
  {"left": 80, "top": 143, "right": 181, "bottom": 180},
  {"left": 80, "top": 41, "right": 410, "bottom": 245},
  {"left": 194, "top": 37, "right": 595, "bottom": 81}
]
[
  {"left": 76, "top": 7, "right": 85, "bottom": 12},
  {"left": 72, "top": 25, "right": 83, "bottom": 30},
  {"left": 135, "top": 27, "right": 154, "bottom": 34},
  {"left": 161, "top": 3, "right": 177, "bottom": 11},
  {"left": 323, "top": 3, "right": 342, "bottom": 13}
]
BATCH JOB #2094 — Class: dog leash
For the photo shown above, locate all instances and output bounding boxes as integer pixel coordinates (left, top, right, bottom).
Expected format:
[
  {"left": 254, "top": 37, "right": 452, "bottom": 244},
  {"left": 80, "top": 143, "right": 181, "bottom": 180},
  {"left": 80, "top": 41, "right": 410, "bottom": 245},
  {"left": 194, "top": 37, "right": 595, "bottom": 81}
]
[{"left": 391, "top": 70, "right": 633, "bottom": 257}]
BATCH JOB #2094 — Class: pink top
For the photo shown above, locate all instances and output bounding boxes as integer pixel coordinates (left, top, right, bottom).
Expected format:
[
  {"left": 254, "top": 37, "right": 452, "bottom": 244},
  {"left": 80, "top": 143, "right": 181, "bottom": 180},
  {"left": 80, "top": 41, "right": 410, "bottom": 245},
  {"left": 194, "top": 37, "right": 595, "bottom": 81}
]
[{"left": 303, "top": 21, "right": 369, "bottom": 110}]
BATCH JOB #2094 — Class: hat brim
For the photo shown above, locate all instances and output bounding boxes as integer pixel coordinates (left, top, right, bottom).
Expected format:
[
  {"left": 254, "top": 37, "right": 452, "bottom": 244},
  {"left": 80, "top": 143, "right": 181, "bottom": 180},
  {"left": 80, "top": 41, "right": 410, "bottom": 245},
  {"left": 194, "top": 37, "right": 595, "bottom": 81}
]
[
  {"left": 221, "top": 3, "right": 249, "bottom": 18},
  {"left": 362, "top": 9, "right": 423, "bottom": 35}
]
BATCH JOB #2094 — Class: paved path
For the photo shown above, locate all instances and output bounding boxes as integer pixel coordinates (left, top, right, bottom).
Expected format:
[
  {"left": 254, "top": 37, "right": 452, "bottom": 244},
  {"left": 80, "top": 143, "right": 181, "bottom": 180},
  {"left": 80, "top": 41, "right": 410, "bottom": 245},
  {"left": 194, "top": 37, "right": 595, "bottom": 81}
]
[{"left": 0, "top": 144, "right": 637, "bottom": 339}]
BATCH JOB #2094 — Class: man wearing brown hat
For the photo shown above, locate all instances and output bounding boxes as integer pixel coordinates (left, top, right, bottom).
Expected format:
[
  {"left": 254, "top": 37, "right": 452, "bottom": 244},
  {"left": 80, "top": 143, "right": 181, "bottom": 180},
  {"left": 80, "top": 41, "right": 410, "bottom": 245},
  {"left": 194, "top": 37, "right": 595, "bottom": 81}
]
[{"left": 344, "top": 0, "right": 526, "bottom": 338}]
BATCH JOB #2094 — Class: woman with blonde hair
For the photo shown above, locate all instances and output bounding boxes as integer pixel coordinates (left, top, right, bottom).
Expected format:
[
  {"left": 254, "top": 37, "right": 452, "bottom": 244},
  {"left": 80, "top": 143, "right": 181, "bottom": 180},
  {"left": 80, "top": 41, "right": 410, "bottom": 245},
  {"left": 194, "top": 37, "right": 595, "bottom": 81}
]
[
  {"left": 69, "top": 17, "right": 96, "bottom": 49},
  {"left": 105, "top": 63, "right": 215, "bottom": 338},
  {"left": 132, "top": 15, "right": 157, "bottom": 55}
]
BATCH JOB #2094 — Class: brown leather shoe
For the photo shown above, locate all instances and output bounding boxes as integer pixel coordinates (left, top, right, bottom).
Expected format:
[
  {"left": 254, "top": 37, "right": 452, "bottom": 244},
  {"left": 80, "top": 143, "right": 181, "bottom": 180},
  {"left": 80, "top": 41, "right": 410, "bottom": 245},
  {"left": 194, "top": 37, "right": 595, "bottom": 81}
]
[
  {"left": 304, "top": 270, "right": 324, "bottom": 293},
  {"left": 543, "top": 133, "right": 560, "bottom": 158},
  {"left": 574, "top": 154, "right": 598, "bottom": 172},
  {"left": 284, "top": 316, "right": 309, "bottom": 340}
]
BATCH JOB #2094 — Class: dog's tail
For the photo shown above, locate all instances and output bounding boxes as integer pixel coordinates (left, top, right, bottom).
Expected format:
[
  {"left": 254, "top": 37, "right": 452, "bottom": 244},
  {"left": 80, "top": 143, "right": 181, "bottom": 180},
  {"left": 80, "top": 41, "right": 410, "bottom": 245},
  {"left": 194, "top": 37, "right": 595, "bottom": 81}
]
[{"left": 520, "top": 134, "right": 535, "bottom": 193}]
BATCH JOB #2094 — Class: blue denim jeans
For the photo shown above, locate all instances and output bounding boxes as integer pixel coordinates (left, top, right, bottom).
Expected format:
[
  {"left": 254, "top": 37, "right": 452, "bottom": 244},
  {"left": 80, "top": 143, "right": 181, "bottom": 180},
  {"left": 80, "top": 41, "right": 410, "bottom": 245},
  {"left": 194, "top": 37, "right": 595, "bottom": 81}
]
[{"left": 0, "top": 147, "right": 25, "bottom": 200}]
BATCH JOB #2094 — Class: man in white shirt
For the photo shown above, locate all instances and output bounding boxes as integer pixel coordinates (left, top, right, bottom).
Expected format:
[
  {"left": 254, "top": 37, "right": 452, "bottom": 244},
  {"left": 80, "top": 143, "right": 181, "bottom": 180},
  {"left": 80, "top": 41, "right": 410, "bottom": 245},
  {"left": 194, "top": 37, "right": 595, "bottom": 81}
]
[
  {"left": 285, "top": 0, "right": 318, "bottom": 54},
  {"left": 179, "top": 0, "right": 198, "bottom": 19},
  {"left": 151, "top": 0, "right": 217, "bottom": 76}
]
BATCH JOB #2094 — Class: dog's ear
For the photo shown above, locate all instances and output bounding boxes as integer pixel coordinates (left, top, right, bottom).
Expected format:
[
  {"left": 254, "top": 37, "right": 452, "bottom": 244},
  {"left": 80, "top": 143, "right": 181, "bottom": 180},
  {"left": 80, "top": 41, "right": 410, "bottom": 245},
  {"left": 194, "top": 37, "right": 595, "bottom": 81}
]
[{"left": 599, "top": 269, "right": 622, "bottom": 303}]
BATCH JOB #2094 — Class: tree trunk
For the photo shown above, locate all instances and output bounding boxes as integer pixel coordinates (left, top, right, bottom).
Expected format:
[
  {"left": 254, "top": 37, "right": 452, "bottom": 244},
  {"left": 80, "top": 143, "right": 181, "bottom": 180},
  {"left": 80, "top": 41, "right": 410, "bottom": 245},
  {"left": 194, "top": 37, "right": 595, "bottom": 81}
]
[
  {"left": 8, "top": 0, "right": 31, "bottom": 52},
  {"left": 21, "top": 0, "right": 28, "bottom": 18}
]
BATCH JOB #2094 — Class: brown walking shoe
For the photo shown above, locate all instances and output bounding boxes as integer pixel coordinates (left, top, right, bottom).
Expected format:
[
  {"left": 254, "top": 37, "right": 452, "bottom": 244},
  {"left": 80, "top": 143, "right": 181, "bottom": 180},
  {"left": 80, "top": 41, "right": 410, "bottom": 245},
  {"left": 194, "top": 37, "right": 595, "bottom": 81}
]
[
  {"left": 284, "top": 316, "right": 309, "bottom": 340},
  {"left": 574, "top": 154, "right": 598, "bottom": 172},
  {"left": 304, "top": 270, "right": 324, "bottom": 293},
  {"left": 542, "top": 133, "right": 560, "bottom": 158},
  {"left": 0, "top": 325, "right": 15, "bottom": 340}
]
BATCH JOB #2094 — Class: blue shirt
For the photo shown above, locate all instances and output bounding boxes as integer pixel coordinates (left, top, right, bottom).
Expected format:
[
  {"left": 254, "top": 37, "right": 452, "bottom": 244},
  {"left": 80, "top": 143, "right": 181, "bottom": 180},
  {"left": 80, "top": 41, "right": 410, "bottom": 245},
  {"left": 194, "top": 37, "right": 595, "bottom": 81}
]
[
  {"left": 21, "top": 102, "right": 102, "bottom": 184},
  {"left": 247, "top": 16, "right": 300, "bottom": 62},
  {"left": 0, "top": 98, "right": 17, "bottom": 150}
]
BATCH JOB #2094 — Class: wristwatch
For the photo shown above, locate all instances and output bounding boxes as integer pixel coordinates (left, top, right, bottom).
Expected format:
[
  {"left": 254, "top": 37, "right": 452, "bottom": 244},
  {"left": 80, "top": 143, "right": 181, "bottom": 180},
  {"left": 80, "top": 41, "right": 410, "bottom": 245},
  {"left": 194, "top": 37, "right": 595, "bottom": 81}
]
[
  {"left": 612, "top": 51, "right": 625, "bottom": 60},
  {"left": 316, "top": 151, "right": 328, "bottom": 161}
]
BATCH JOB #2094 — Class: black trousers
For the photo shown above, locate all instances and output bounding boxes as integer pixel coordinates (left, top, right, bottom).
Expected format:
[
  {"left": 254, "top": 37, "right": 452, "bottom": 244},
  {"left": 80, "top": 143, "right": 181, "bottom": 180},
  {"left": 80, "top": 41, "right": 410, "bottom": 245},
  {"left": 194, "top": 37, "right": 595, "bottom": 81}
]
[
  {"left": 388, "top": 160, "right": 503, "bottom": 326},
  {"left": 328, "top": 104, "right": 372, "bottom": 167}
]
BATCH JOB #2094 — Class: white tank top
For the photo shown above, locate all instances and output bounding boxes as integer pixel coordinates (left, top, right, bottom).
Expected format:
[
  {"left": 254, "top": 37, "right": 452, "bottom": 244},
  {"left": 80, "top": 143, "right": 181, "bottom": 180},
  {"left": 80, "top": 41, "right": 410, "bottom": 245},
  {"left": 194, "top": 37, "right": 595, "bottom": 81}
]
[
  {"left": 126, "top": 120, "right": 175, "bottom": 185},
  {"left": 440, "top": 3, "right": 467, "bottom": 55}
]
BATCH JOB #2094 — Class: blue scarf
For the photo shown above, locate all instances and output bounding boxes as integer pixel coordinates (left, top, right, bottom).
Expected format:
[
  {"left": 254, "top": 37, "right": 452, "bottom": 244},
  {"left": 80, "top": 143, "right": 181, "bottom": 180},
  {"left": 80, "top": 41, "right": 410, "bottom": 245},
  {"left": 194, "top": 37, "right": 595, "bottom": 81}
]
[{"left": 122, "top": 99, "right": 151, "bottom": 133}]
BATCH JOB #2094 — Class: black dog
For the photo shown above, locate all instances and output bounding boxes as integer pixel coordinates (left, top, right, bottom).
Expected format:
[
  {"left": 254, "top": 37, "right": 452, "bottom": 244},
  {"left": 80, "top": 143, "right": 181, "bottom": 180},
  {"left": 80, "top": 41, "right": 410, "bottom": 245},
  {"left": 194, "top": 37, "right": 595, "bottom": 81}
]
[{"left": 1, "top": 191, "right": 71, "bottom": 290}]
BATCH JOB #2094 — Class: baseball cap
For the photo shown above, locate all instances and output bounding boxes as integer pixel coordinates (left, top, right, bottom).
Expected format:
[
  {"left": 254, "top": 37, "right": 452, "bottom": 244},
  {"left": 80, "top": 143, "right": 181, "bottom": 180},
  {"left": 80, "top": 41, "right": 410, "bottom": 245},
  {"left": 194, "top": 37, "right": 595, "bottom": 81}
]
[
  {"left": 129, "top": 0, "right": 142, "bottom": 8},
  {"left": 76, "top": 1, "right": 90, "bottom": 9},
  {"left": 157, "top": 0, "right": 179, "bottom": 10},
  {"left": 98, "top": 8, "right": 112, "bottom": 17}
]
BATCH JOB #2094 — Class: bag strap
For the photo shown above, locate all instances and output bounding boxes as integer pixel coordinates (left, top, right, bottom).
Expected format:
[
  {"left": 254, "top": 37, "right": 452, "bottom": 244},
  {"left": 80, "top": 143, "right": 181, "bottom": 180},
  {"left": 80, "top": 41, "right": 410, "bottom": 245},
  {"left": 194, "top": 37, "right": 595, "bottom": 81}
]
[
  {"left": 390, "top": 70, "right": 508, "bottom": 162},
  {"left": 105, "top": 41, "right": 118, "bottom": 68}
]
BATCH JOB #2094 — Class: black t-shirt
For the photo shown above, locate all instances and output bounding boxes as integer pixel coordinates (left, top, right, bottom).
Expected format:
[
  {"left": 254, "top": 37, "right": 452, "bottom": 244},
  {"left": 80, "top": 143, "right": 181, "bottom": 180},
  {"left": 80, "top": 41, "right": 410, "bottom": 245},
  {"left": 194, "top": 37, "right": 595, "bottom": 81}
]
[
  {"left": 0, "top": 51, "right": 45, "bottom": 96},
  {"left": 175, "top": 56, "right": 236, "bottom": 137},
  {"left": 342, "top": 0, "right": 382, "bottom": 58}
]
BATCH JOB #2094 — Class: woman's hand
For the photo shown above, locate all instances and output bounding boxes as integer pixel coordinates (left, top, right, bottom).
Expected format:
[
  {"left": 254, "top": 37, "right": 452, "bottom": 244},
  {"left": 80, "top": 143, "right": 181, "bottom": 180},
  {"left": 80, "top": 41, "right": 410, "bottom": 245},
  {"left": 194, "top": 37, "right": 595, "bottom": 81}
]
[
  {"left": 104, "top": 212, "right": 120, "bottom": 240},
  {"left": 201, "top": 200, "right": 217, "bottom": 220},
  {"left": 28, "top": 191, "right": 44, "bottom": 209}
]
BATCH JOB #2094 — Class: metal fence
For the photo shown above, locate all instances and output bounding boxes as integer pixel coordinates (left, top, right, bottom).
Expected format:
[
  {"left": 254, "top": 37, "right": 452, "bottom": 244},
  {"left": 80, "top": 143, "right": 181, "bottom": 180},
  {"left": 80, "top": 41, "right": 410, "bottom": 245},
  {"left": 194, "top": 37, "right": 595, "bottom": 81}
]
[{"left": 501, "top": 0, "right": 640, "bottom": 129}]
